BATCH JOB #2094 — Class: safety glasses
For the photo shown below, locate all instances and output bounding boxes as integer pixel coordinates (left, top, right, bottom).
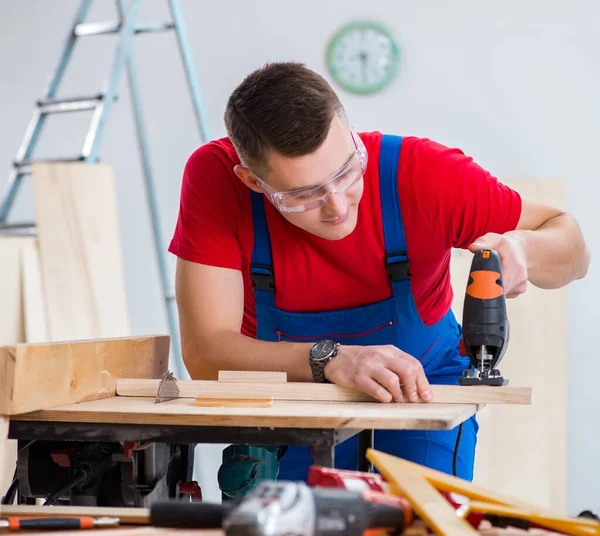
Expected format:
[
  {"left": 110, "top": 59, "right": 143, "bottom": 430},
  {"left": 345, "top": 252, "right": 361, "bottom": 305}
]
[{"left": 254, "top": 129, "right": 368, "bottom": 214}]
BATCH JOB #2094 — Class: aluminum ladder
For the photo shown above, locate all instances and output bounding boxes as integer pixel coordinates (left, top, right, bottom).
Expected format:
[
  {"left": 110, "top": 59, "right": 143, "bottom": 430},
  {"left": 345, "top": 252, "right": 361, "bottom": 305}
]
[{"left": 0, "top": 0, "right": 209, "bottom": 378}]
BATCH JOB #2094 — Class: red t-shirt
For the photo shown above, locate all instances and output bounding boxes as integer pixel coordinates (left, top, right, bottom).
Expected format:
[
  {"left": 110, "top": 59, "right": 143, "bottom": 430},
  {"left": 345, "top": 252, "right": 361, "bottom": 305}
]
[{"left": 168, "top": 132, "right": 522, "bottom": 337}]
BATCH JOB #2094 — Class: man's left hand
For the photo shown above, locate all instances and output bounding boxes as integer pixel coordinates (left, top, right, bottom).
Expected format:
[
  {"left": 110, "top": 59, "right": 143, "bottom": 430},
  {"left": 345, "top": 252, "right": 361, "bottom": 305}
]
[{"left": 468, "top": 232, "right": 528, "bottom": 298}]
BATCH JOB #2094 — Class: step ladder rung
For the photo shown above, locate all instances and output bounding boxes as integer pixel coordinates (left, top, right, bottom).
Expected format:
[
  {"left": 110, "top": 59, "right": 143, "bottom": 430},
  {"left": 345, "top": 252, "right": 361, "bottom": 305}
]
[
  {"left": 74, "top": 21, "right": 175, "bottom": 36},
  {"left": 15, "top": 156, "right": 85, "bottom": 174},
  {"left": 37, "top": 94, "right": 108, "bottom": 114},
  {"left": 0, "top": 221, "right": 36, "bottom": 232}
]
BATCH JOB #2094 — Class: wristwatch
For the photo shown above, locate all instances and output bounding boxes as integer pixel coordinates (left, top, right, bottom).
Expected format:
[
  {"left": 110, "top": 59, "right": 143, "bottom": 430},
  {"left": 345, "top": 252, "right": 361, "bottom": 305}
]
[{"left": 309, "top": 339, "right": 341, "bottom": 383}]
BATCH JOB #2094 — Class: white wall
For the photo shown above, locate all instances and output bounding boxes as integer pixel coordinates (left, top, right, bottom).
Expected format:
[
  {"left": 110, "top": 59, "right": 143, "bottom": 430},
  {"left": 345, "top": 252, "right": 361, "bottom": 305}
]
[{"left": 1, "top": 0, "right": 598, "bottom": 512}]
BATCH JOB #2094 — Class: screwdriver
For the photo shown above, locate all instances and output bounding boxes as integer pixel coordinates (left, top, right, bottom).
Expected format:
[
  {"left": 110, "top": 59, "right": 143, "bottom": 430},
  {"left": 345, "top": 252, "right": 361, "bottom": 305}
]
[{"left": 0, "top": 516, "right": 119, "bottom": 531}]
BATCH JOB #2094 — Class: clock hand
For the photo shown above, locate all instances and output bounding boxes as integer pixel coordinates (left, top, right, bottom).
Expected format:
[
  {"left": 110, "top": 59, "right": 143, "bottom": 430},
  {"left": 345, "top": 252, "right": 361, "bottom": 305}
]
[{"left": 359, "top": 51, "right": 368, "bottom": 84}]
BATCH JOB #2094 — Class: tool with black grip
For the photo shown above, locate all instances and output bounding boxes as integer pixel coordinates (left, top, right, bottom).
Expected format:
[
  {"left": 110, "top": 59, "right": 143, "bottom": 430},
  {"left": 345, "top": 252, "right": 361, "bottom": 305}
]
[
  {"left": 150, "top": 480, "right": 411, "bottom": 536},
  {"left": 459, "top": 249, "right": 510, "bottom": 386}
]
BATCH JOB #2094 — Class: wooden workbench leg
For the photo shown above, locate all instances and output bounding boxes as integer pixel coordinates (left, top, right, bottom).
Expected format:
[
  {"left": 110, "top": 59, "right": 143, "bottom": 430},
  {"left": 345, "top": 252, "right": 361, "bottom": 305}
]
[
  {"left": 357, "top": 429, "right": 374, "bottom": 472},
  {"left": 312, "top": 445, "right": 335, "bottom": 468}
]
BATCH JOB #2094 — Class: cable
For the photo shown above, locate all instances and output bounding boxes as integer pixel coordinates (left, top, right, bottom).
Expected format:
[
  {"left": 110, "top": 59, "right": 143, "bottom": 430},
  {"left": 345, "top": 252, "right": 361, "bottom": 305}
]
[
  {"left": 43, "top": 467, "right": 89, "bottom": 506},
  {"left": 452, "top": 423, "right": 464, "bottom": 477}
]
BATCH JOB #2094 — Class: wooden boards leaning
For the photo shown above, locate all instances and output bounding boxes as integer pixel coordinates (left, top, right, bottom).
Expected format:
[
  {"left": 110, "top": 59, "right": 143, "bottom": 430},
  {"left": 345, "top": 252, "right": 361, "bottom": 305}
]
[
  {"left": 32, "top": 162, "right": 130, "bottom": 342},
  {"left": 116, "top": 379, "right": 532, "bottom": 405},
  {"left": 0, "top": 336, "right": 169, "bottom": 415}
]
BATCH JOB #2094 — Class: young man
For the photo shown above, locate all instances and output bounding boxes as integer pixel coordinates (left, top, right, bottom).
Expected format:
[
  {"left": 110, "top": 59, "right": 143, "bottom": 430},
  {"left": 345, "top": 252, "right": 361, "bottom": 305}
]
[{"left": 168, "top": 62, "right": 590, "bottom": 481}]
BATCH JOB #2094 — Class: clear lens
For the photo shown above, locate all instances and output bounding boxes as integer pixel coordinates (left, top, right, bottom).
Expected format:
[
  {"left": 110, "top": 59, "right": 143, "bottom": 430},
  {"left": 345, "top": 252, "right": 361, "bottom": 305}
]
[{"left": 276, "top": 155, "right": 364, "bottom": 212}]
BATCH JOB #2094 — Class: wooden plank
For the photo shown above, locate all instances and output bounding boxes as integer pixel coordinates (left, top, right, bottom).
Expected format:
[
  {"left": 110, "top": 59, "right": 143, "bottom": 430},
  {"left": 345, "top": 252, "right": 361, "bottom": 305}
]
[
  {"left": 0, "top": 237, "right": 31, "bottom": 505},
  {"left": 0, "top": 236, "right": 32, "bottom": 346},
  {"left": 0, "top": 528, "right": 222, "bottom": 536},
  {"left": 0, "top": 505, "right": 150, "bottom": 525},
  {"left": 218, "top": 370, "right": 287, "bottom": 383},
  {"left": 367, "top": 449, "right": 546, "bottom": 513},
  {"left": 391, "top": 472, "right": 478, "bottom": 536},
  {"left": 116, "top": 379, "right": 531, "bottom": 405},
  {"left": 12, "top": 396, "right": 482, "bottom": 431},
  {"left": 464, "top": 502, "right": 599, "bottom": 536},
  {"left": 195, "top": 396, "right": 273, "bottom": 407},
  {"left": 0, "top": 415, "right": 9, "bottom": 514},
  {"left": 32, "top": 162, "right": 130, "bottom": 341},
  {"left": 20, "top": 239, "right": 49, "bottom": 343},
  {"left": 2, "top": 335, "right": 169, "bottom": 415}
]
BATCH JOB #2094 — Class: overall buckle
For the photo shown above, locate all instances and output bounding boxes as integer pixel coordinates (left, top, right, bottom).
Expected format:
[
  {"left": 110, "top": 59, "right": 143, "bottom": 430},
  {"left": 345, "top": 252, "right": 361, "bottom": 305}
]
[
  {"left": 386, "top": 251, "right": 411, "bottom": 281},
  {"left": 251, "top": 264, "right": 274, "bottom": 291}
]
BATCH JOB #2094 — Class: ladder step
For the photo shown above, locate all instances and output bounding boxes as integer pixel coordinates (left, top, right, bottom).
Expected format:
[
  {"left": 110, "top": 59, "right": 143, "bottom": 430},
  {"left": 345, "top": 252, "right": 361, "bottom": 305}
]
[
  {"left": 74, "top": 21, "right": 175, "bottom": 37},
  {"left": 36, "top": 94, "right": 112, "bottom": 114},
  {"left": 15, "top": 156, "right": 85, "bottom": 175}
]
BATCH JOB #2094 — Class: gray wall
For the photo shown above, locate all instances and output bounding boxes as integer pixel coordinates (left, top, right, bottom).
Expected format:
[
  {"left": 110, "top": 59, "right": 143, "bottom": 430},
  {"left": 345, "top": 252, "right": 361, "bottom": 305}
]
[{"left": 1, "top": 0, "right": 598, "bottom": 510}]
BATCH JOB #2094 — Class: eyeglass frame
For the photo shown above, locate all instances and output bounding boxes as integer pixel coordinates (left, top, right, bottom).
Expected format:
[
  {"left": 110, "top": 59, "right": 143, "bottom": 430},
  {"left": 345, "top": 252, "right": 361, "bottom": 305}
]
[{"left": 248, "top": 129, "right": 368, "bottom": 214}]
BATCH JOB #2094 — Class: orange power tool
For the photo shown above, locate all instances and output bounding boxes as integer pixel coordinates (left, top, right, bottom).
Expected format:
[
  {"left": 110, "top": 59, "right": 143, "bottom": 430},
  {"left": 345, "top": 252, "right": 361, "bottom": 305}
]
[{"left": 458, "top": 249, "right": 510, "bottom": 386}]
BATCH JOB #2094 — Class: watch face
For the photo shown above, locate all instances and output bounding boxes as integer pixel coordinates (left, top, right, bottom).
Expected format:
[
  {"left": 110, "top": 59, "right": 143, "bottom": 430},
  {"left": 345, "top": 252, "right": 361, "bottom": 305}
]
[{"left": 311, "top": 340, "right": 335, "bottom": 361}]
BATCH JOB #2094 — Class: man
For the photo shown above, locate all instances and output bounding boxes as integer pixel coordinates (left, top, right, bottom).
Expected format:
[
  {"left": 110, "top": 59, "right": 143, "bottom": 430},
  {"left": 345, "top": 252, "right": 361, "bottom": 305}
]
[{"left": 168, "top": 62, "right": 590, "bottom": 481}]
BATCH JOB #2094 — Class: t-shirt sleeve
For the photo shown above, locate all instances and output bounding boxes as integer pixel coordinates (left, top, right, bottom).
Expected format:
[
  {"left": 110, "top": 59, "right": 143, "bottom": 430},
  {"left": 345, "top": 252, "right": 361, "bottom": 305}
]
[
  {"left": 404, "top": 138, "right": 522, "bottom": 250},
  {"left": 168, "top": 145, "right": 243, "bottom": 270}
]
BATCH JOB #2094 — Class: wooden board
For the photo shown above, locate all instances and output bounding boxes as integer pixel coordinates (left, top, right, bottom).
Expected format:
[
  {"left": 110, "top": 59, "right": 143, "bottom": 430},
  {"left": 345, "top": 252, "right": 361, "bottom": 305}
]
[
  {"left": 117, "top": 379, "right": 531, "bottom": 405},
  {"left": 20, "top": 239, "right": 49, "bottom": 343},
  {"left": 218, "top": 370, "right": 287, "bottom": 383},
  {"left": 450, "top": 179, "right": 567, "bottom": 511},
  {"left": 12, "top": 396, "right": 482, "bottom": 431},
  {"left": 195, "top": 396, "right": 273, "bottom": 407},
  {"left": 367, "top": 450, "right": 600, "bottom": 536},
  {"left": 390, "top": 472, "right": 478, "bottom": 536},
  {"left": 0, "top": 415, "right": 8, "bottom": 513},
  {"left": 0, "top": 236, "right": 33, "bottom": 504},
  {"left": 1, "top": 336, "right": 169, "bottom": 415},
  {"left": 0, "top": 235, "right": 33, "bottom": 346},
  {"left": 32, "top": 162, "right": 130, "bottom": 341},
  {"left": 0, "top": 528, "right": 221, "bottom": 536},
  {"left": 0, "top": 505, "right": 149, "bottom": 524}
]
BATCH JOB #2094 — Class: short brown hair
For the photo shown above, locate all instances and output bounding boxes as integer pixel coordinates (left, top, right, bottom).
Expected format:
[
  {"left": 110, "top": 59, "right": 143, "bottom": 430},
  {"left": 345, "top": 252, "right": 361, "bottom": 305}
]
[{"left": 224, "top": 62, "right": 344, "bottom": 176}]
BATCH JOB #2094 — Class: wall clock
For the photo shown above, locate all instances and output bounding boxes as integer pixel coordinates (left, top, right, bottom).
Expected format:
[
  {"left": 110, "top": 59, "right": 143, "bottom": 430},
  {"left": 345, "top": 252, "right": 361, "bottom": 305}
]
[{"left": 326, "top": 21, "right": 400, "bottom": 95}]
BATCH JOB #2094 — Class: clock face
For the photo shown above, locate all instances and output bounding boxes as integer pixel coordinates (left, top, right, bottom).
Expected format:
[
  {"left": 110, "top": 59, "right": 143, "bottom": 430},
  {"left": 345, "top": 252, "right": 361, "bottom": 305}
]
[{"left": 327, "top": 21, "right": 399, "bottom": 95}]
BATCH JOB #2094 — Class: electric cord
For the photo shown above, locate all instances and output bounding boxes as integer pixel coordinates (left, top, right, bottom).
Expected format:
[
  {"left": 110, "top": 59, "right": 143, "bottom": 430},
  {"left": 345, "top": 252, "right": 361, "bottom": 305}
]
[
  {"left": 452, "top": 422, "right": 464, "bottom": 477},
  {"left": 43, "top": 466, "right": 89, "bottom": 506}
]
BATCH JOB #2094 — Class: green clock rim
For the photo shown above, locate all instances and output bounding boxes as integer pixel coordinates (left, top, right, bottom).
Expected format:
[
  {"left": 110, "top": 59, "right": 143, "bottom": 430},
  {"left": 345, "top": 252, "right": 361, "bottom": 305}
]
[{"left": 326, "top": 20, "right": 400, "bottom": 95}]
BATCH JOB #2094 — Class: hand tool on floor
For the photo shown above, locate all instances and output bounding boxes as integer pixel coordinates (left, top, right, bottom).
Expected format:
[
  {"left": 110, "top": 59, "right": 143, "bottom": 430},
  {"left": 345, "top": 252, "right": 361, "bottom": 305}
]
[
  {"left": 0, "top": 516, "right": 119, "bottom": 531},
  {"left": 459, "top": 248, "right": 510, "bottom": 386},
  {"left": 151, "top": 479, "right": 411, "bottom": 535}
]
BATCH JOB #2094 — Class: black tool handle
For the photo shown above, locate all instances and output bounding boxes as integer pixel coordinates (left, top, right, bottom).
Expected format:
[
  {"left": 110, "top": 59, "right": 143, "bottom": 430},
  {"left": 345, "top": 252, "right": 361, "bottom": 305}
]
[{"left": 150, "top": 501, "right": 232, "bottom": 529}]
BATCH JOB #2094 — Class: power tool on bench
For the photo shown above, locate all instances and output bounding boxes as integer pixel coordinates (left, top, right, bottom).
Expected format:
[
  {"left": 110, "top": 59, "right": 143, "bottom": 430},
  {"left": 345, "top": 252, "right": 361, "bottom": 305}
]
[
  {"left": 459, "top": 248, "right": 510, "bottom": 386},
  {"left": 151, "top": 478, "right": 412, "bottom": 535},
  {"left": 2, "top": 373, "right": 201, "bottom": 507}
]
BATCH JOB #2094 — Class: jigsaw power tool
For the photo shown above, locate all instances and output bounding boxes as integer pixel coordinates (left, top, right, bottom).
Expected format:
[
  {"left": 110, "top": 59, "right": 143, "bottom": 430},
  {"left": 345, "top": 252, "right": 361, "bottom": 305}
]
[{"left": 459, "top": 248, "right": 510, "bottom": 386}]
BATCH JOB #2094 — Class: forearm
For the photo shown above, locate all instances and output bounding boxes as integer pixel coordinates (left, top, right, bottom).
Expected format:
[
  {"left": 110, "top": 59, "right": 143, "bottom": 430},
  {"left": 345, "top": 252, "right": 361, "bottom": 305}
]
[
  {"left": 509, "top": 213, "right": 590, "bottom": 289},
  {"left": 181, "top": 330, "right": 314, "bottom": 382}
]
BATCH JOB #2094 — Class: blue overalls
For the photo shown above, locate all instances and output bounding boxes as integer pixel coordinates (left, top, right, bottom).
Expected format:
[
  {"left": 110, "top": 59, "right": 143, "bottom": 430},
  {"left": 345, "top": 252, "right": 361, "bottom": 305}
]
[{"left": 249, "top": 135, "right": 479, "bottom": 481}]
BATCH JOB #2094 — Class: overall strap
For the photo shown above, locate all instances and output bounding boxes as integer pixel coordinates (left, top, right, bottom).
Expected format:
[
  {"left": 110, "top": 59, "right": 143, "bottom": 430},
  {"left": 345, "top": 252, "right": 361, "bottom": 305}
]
[
  {"left": 379, "top": 134, "right": 411, "bottom": 295},
  {"left": 250, "top": 191, "right": 275, "bottom": 306}
]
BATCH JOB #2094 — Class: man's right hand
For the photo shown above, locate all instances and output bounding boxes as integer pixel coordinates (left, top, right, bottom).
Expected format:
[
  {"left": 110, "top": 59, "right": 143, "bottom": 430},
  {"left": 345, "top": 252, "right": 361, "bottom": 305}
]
[{"left": 323, "top": 344, "right": 433, "bottom": 403}]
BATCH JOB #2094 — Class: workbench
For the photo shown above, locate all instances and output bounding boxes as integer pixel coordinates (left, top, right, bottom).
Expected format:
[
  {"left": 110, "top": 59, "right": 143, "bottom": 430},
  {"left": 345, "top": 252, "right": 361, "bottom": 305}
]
[{"left": 8, "top": 396, "right": 482, "bottom": 468}]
